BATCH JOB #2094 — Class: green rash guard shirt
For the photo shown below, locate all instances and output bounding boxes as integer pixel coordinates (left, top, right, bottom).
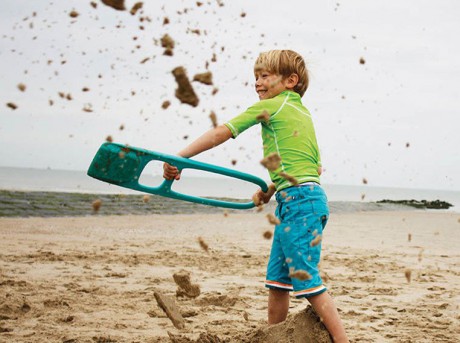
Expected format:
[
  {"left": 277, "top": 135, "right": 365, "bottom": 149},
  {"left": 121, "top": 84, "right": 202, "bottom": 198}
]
[{"left": 224, "top": 90, "right": 322, "bottom": 191}]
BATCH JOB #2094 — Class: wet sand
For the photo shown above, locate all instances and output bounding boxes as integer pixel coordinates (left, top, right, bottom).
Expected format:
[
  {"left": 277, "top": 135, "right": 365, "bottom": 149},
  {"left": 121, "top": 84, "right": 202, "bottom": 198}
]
[
  {"left": 0, "top": 190, "right": 415, "bottom": 218},
  {"left": 0, "top": 211, "right": 459, "bottom": 342}
]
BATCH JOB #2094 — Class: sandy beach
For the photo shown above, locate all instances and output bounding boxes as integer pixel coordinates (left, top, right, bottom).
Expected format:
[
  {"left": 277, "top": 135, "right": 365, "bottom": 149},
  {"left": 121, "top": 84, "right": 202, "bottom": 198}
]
[{"left": 0, "top": 210, "right": 459, "bottom": 342}]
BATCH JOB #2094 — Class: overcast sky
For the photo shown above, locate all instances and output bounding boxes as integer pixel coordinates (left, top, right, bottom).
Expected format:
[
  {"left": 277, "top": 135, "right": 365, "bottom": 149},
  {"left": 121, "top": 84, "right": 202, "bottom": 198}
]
[{"left": 1, "top": 0, "right": 459, "bottom": 191}]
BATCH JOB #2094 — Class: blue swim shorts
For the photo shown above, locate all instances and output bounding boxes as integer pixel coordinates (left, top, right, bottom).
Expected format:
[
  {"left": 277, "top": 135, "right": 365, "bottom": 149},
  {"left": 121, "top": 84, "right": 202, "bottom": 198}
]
[{"left": 265, "top": 183, "right": 329, "bottom": 298}]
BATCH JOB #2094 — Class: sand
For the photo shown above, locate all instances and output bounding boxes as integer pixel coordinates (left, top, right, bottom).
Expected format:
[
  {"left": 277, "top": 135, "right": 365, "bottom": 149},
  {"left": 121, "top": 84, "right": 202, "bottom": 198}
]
[{"left": 0, "top": 210, "right": 459, "bottom": 342}]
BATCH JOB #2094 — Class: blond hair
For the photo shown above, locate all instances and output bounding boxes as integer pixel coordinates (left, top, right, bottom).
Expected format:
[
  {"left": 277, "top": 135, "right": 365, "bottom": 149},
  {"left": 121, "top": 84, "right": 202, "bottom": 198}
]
[{"left": 254, "top": 50, "right": 309, "bottom": 97}]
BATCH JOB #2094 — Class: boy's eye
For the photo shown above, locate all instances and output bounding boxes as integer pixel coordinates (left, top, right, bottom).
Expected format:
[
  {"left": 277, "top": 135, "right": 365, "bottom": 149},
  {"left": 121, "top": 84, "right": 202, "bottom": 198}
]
[{"left": 255, "top": 71, "right": 270, "bottom": 81}]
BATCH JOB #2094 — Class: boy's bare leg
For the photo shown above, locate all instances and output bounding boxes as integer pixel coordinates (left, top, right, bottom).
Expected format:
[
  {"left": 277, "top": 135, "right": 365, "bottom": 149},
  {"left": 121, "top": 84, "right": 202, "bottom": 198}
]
[
  {"left": 307, "top": 291, "right": 349, "bottom": 343},
  {"left": 268, "top": 288, "right": 290, "bottom": 324}
]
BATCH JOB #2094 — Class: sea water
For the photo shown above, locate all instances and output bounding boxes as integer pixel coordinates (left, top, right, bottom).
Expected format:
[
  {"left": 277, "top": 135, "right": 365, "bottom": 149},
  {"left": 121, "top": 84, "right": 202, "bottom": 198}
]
[{"left": 0, "top": 167, "right": 458, "bottom": 212}]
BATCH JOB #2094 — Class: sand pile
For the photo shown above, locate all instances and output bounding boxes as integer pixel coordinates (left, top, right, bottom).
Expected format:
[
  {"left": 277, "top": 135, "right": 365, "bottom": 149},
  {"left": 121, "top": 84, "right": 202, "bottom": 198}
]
[
  {"left": 167, "top": 306, "right": 331, "bottom": 343},
  {"left": 241, "top": 306, "right": 332, "bottom": 343}
]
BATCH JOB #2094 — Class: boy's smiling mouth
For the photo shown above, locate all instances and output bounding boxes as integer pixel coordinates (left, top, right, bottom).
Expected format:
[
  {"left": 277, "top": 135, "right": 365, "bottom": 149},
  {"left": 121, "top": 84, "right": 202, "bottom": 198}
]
[{"left": 257, "top": 89, "right": 267, "bottom": 98}]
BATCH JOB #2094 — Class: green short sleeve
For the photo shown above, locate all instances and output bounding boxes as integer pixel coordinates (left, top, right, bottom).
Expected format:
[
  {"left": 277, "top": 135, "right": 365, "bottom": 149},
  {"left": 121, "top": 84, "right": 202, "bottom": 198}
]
[{"left": 225, "top": 99, "right": 279, "bottom": 138}]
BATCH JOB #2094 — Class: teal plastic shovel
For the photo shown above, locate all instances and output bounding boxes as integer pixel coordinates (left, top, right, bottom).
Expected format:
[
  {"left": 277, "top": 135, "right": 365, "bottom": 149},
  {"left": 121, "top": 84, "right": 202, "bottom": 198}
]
[{"left": 87, "top": 142, "right": 268, "bottom": 209}]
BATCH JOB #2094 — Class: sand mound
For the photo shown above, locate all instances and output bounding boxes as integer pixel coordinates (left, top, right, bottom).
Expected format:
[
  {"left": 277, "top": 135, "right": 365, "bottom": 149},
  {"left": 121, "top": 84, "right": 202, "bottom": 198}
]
[
  {"left": 167, "top": 306, "right": 331, "bottom": 343},
  {"left": 241, "top": 306, "right": 332, "bottom": 343}
]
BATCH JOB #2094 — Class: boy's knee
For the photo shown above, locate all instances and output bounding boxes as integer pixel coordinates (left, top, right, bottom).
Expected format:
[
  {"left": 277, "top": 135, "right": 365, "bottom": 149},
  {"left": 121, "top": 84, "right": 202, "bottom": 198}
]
[{"left": 269, "top": 288, "right": 289, "bottom": 300}]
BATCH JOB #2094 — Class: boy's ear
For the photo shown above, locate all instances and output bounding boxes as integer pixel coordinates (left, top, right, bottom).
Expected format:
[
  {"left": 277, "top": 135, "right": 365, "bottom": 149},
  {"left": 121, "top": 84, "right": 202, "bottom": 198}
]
[{"left": 285, "top": 73, "right": 299, "bottom": 88}]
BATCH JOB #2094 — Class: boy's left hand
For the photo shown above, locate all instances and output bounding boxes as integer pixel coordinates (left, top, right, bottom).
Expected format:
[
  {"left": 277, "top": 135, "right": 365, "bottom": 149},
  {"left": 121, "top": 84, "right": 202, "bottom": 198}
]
[
  {"left": 252, "top": 183, "right": 276, "bottom": 206},
  {"left": 163, "top": 162, "right": 181, "bottom": 180}
]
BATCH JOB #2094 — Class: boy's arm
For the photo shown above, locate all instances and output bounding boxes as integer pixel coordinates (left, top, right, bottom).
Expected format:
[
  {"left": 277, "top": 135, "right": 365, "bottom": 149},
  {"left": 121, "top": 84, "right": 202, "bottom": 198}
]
[
  {"left": 163, "top": 125, "right": 233, "bottom": 180},
  {"left": 178, "top": 124, "right": 233, "bottom": 158}
]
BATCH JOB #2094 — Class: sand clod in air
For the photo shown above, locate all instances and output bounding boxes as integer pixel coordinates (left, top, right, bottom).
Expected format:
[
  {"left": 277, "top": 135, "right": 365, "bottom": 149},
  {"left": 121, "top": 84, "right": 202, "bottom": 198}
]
[
  {"left": 82, "top": 104, "right": 93, "bottom": 112},
  {"left": 418, "top": 248, "right": 424, "bottom": 262},
  {"left": 17, "top": 83, "right": 26, "bottom": 92},
  {"left": 92, "top": 199, "right": 102, "bottom": 213},
  {"left": 404, "top": 269, "right": 412, "bottom": 283},
  {"left": 278, "top": 172, "right": 299, "bottom": 186},
  {"left": 260, "top": 153, "right": 281, "bottom": 171},
  {"left": 263, "top": 230, "right": 273, "bottom": 240},
  {"left": 256, "top": 110, "right": 270, "bottom": 123},
  {"left": 193, "top": 71, "right": 213, "bottom": 85},
  {"left": 310, "top": 234, "right": 322, "bottom": 247},
  {"left": 161, "top": 34, "right": 175, "bottom": 56},
  {"left": 266, "top": 213, "right": 280, "bottom": 225},
  {"left": 289, "top": 268, "right": 312, "bottom": 281},
  {"left": 172, "top": 66, "right": 199, "bottom": 107},
  {"left": 197, "top": 237, "right": 209, "bottom": 252},
  {"left": 101, "top": 0, "right": 126, "bottom": 11},
  {"left": 161, "top": 100, "right": 171, "bottom": 109},
  {"left": 6, "top": 102, "right": 18, "bottom": 110},
  {"left": 69, "top": 10, "right": 79, "bottom": 18},
  {"left": 209, "top": 111, "right": 218, "bottom": 127},
  {"left": 173, "top": 270, "right": 201, "bottom": 298},
  {"left": 154, "top": 291, "right": 185, "bottom": 329},
  {"left": 130, "top": 2, "right": 143, "bottom": 15}
]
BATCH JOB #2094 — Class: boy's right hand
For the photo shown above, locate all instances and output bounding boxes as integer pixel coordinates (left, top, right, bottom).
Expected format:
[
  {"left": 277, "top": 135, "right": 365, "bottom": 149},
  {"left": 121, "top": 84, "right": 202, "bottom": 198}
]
[{"left": 163, "top": 162, "right": 181, "bottom": 181}]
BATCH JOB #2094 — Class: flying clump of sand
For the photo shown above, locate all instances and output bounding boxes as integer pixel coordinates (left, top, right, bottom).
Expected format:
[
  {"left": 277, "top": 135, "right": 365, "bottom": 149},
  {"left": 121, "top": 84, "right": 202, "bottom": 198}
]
[{"left": 172, "top": 66, "right": 200, "bottom": 107}]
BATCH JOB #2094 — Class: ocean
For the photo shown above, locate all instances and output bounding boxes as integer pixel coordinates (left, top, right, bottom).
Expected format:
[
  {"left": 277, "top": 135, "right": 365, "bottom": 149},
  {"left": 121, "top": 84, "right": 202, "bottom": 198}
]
[{"left": 0, "top": 167, "right": 459, "bottom": 215}]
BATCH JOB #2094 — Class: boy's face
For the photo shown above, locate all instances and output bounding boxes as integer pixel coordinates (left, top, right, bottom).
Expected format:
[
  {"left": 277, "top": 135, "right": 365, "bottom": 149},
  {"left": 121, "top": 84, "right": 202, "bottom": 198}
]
[{"left": 254, "top": 69, "right": 287, "bottom": 100}]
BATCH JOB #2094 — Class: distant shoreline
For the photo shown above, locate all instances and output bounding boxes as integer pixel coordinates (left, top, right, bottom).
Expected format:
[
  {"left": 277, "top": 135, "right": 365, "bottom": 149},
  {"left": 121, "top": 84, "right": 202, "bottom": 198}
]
[
  {"left": 377, "top": 199, "right": 453, "bottom": 210},
  {"left": 0, "top": 189, "right": 436, "bottom": 218}
]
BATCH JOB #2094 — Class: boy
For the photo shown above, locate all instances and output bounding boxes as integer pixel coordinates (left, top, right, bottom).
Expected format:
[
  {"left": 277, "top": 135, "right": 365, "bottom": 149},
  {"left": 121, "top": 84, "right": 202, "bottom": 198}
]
[{"left": 163, "top": 50, "right": 349, "bottom": 342}]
